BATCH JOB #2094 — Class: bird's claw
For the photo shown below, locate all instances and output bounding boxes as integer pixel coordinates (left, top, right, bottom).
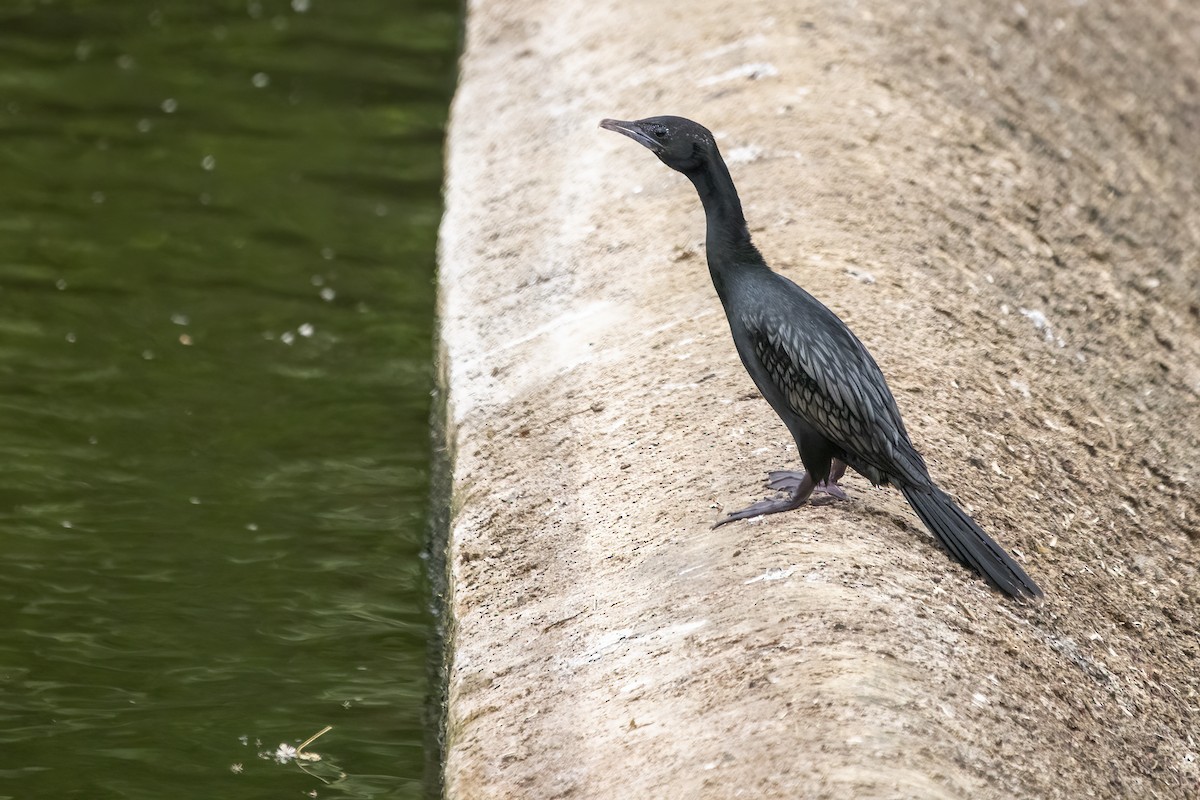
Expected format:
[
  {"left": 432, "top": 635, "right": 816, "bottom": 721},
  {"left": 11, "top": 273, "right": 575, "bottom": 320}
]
[
  {"left": 713, "top": 496, "right": 808, "bottom": 528},
  {"left": 765, "top": 470, "right": 847, "bottom": 501}
]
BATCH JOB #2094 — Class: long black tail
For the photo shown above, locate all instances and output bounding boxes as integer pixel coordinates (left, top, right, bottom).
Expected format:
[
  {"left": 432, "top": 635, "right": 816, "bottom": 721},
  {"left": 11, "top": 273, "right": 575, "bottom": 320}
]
[{"left": 899, "top": 484, "right": 1042, "bottom": 599}]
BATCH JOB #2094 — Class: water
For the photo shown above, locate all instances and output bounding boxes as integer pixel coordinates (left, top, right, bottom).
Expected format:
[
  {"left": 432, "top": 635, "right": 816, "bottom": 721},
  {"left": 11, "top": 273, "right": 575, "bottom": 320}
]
[{"left": 0, "top": 1, "right": 458, "bottom": 797}]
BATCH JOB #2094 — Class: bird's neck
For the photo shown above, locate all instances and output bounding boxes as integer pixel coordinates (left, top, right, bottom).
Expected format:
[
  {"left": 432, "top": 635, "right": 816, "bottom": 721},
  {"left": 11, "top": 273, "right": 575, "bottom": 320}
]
[{"left": 685, "top": 155, "right": 767, "bottom": 300}]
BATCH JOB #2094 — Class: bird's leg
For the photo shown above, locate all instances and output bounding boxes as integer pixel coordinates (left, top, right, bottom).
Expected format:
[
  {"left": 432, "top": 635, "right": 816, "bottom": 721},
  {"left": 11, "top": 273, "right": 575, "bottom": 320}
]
[
  {"left": 823, "top": 458, "right": 848, "bottom": 499},
  {"left": 764, "top": 458, "right": 848, "bottom": 501},
  {"left": 713, "top": 471, "right": 817, "bottom": 528}
]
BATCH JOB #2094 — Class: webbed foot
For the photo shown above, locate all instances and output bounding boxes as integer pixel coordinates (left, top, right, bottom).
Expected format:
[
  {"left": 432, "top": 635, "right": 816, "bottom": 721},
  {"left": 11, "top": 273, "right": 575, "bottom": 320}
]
[
  {"left": 714, "top": 470, "right": 818, "bottom": 528},
  {"left": 765, "top": 458, "right": 848, "bottom": 502}
]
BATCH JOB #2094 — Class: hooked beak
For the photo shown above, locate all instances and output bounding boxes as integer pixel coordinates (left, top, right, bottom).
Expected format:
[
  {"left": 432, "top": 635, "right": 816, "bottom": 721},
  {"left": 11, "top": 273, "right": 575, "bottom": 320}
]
[{"left": 600, "top": 118, "right": 661, "bottom": 153}]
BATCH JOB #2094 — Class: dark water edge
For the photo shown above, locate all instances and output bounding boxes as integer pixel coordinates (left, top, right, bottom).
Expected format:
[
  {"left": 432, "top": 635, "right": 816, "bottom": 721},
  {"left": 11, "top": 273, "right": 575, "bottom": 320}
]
[
  {"left": 422, "top": 382, "right": 452, "bottom": 800},
  {"left": 0, "top": 1, "right": 460, "bottom": 798}
]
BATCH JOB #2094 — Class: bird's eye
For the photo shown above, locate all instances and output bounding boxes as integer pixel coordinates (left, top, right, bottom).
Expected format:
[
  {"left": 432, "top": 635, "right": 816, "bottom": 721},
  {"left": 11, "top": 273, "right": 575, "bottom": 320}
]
[{"left": 651, "top": 126, "right": 667, "bottom": 139}]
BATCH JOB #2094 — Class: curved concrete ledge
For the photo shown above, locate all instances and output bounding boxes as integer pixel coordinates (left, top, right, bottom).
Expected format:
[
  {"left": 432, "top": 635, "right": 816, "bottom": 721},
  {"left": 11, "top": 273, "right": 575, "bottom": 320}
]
[{"left": 436, "top": 1, "right": 1200, "bottom": 797}]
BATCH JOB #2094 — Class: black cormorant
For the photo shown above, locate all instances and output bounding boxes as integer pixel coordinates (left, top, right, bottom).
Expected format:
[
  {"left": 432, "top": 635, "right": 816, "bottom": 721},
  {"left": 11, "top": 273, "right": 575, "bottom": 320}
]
[{"left": 601, "top": 115, "right": 1042, "bottom": 599}]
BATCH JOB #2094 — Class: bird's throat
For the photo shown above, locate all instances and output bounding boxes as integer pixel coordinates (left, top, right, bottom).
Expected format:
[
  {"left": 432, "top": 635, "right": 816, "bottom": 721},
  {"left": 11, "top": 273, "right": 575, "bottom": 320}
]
[
  {"left": 688, "top": 157, "right": 748, "bottom": 244},
  {"left": 686, "top": 155, "right": 765, "bottom": 298}
]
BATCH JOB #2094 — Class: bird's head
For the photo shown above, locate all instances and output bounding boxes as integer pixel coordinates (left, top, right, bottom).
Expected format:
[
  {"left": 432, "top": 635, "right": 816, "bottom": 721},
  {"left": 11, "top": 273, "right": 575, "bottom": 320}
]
[{"left": 599, "top": 115, "right": 716, "bottom": 174}]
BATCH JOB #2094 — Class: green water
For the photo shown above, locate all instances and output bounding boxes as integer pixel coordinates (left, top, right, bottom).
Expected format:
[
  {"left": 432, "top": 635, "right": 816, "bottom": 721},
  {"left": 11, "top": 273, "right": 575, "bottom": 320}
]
[{"left": 0, "top": 1, "right": 458, "bottom": 797}]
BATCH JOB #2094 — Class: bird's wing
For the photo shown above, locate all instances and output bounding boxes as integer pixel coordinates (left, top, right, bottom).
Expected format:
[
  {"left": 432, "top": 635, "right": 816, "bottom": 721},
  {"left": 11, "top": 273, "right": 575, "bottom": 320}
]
[{"left": 745, "top": 300, "right": 927, "bottom": 484}]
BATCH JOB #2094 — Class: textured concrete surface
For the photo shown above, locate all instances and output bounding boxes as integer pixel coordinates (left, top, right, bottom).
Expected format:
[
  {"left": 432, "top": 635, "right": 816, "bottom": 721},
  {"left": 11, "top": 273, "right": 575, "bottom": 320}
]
[{"left": 436, "top": 1, "right": 1200, "bottom": 797}]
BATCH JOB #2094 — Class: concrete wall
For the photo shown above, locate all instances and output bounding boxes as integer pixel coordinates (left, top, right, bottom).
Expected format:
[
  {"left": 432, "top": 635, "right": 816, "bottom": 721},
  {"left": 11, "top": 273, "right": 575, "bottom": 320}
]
[{"left": 436, "top": 1, "right": 1200, "bottom": 797}]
